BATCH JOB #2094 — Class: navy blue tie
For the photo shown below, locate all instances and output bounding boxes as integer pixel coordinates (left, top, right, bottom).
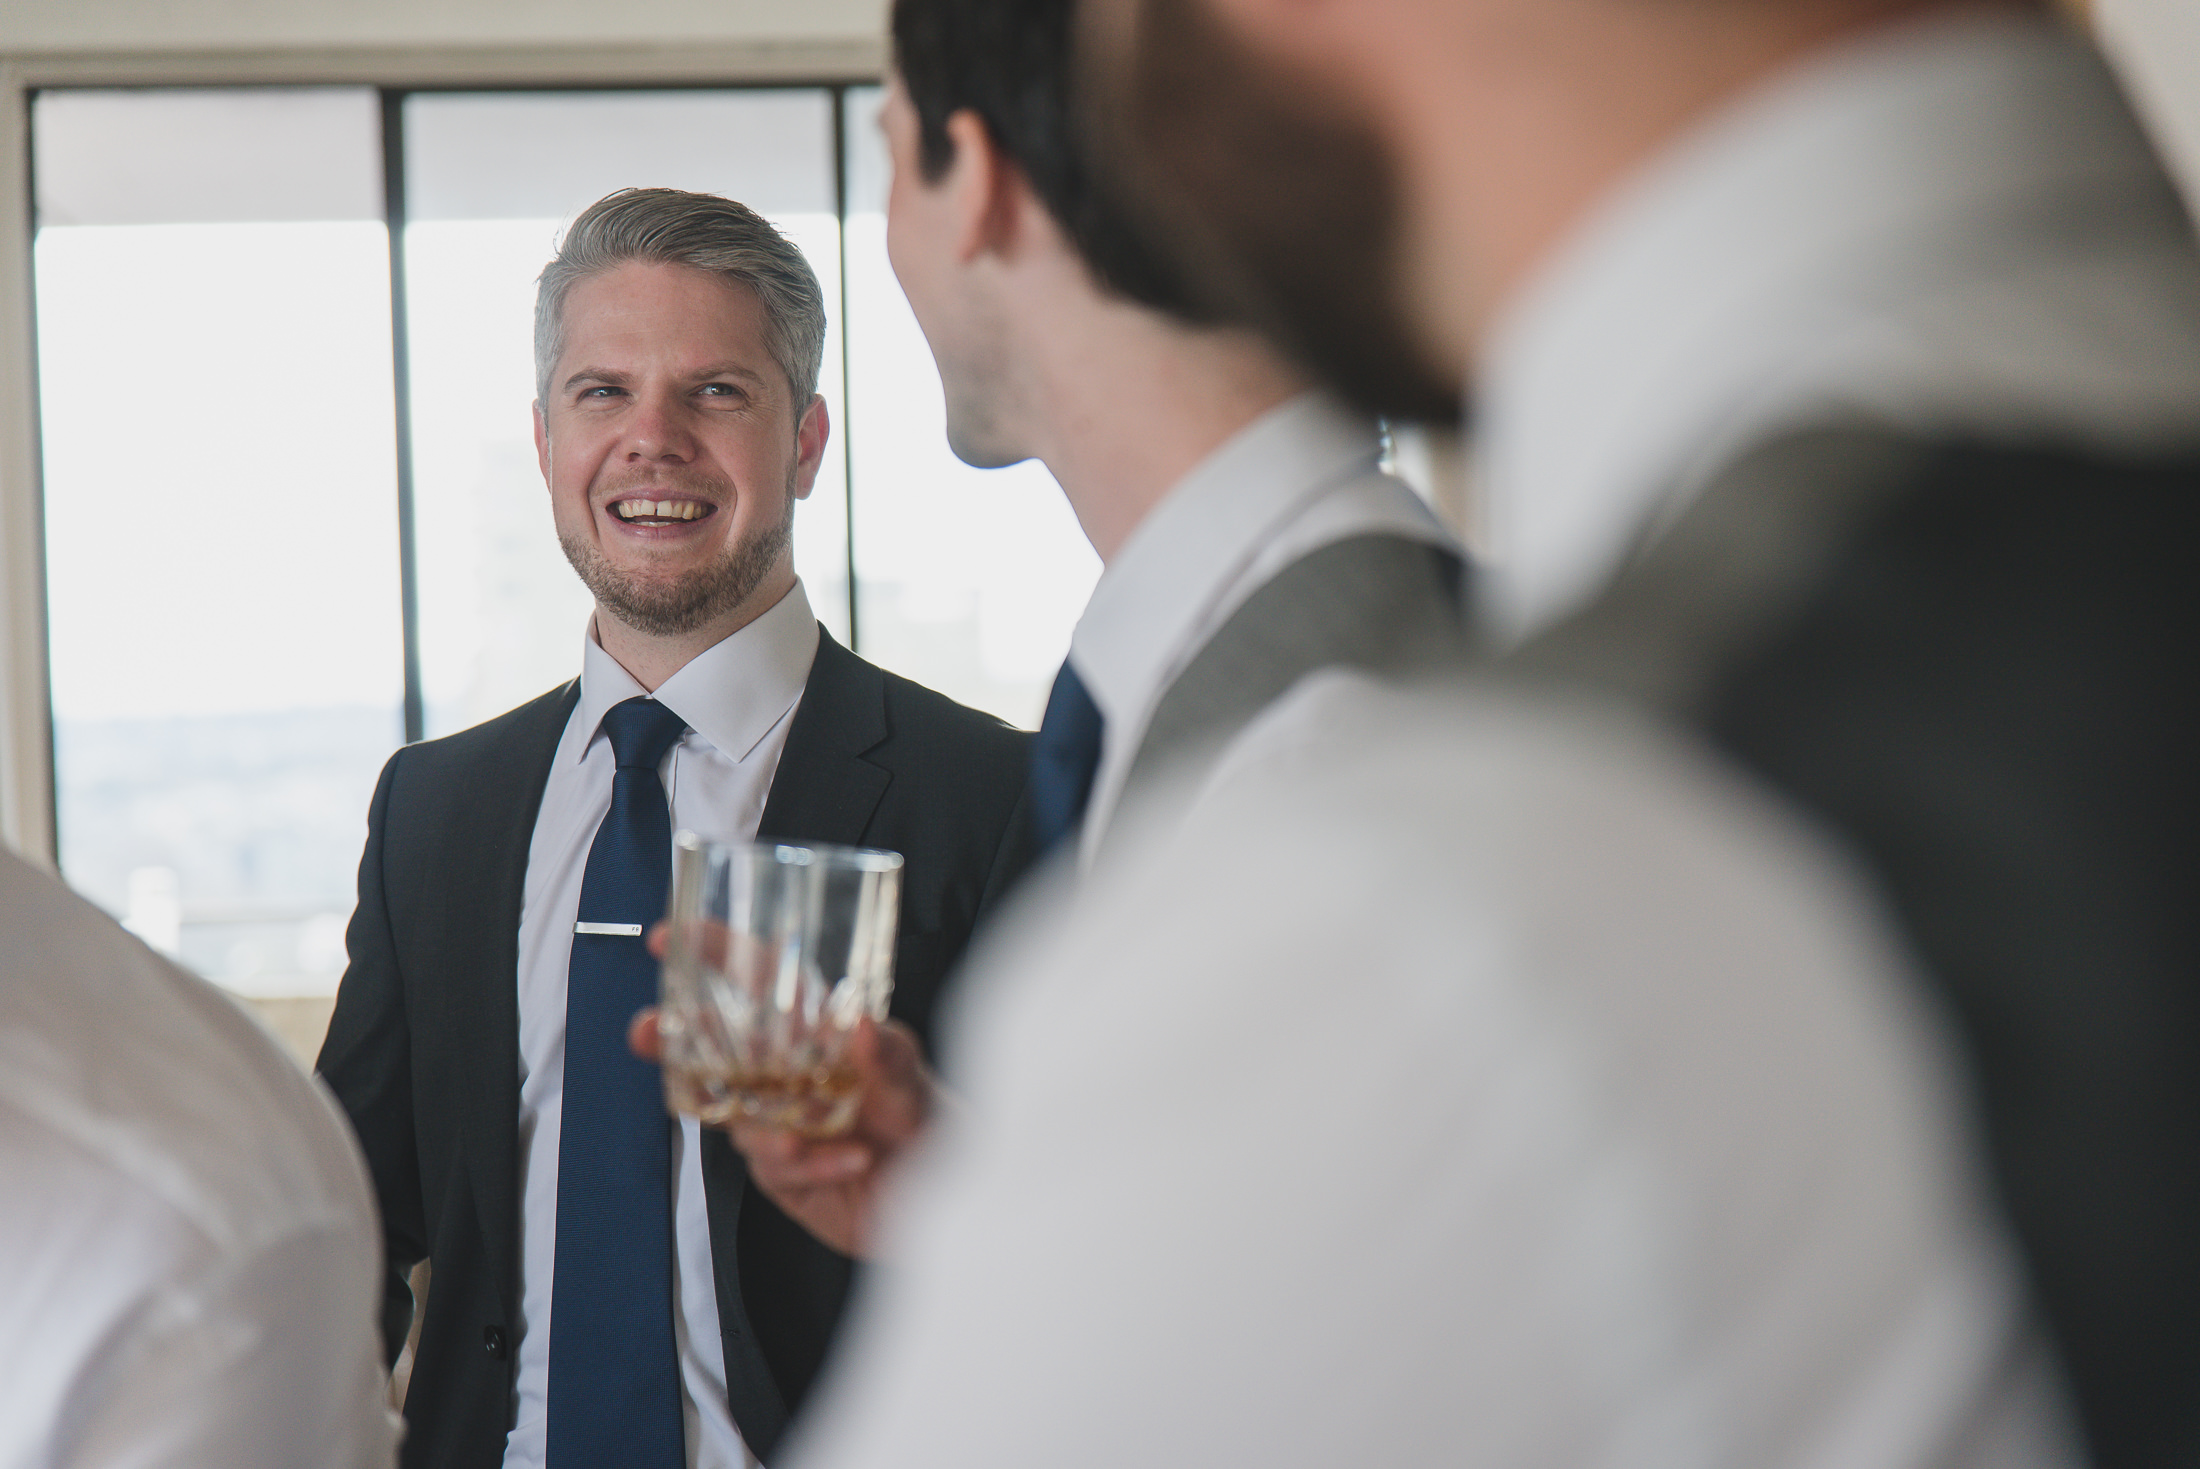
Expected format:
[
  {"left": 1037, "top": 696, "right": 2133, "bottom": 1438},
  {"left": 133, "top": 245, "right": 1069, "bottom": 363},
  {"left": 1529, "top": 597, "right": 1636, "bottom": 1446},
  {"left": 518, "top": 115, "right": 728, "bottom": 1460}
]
[
  {"left": 547, "top": 696, "right": 689, "bottom": 1469},
  {"left": 1030, "top": 659, "right": 1105, "bottom": 858}
]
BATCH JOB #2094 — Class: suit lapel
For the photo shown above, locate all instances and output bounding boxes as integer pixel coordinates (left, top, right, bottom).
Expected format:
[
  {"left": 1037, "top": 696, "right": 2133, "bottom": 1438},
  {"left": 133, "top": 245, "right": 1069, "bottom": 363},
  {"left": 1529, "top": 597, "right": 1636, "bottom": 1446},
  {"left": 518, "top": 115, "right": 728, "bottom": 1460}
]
[
  {"left": 756, "top": 627, "right": 892, "bottom": 847},
  {"left": 712, "top": 629, "right": 889, "bottom": 1454},
  {"left": 431, "top": 681, "right": 579, "bottom": 1321}
]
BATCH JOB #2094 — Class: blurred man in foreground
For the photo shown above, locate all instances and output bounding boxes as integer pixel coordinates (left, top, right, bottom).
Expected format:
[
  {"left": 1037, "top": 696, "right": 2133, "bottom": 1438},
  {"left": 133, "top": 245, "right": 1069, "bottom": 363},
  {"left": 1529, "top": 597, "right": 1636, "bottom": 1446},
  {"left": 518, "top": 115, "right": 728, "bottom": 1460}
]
[
  {"left": 1079, "top": 0, "right": 2200, "bottom": 1459},
  {"left": 0, "top": 850, "right": 396, "bottom": 1467},
  {"left": 774, "top": 0, "right": 2200, "bottom": 1465},
  {"left": 709, "top": 0, "right": 1462, "bottom": 1262}
]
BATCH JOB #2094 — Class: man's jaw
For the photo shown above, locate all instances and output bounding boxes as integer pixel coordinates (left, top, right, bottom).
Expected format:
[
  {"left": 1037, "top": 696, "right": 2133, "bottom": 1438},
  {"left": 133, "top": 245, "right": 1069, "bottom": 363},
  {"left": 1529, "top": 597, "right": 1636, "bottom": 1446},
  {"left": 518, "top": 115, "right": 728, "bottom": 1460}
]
[{"left": 562, "top": 494, "right": 795, "bottom": 646}]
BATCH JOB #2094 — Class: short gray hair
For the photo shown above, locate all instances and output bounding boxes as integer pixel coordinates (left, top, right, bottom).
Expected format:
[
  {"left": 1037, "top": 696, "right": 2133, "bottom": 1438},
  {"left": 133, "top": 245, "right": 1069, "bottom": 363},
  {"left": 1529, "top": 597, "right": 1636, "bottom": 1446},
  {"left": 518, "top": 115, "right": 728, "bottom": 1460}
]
[{"left": 534, "top": 187, "right": 827, "bottom": 407}]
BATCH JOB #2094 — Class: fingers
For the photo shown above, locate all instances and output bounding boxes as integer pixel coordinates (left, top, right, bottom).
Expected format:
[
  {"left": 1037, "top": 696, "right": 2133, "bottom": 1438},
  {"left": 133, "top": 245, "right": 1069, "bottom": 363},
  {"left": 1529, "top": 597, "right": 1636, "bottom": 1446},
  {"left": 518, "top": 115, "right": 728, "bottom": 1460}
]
[
  {"left": 726, "top": 1026, "right": 914, "bottom": 1184},
  {"left": 637, "top": 1001, "right": 930, "bottom": 1196},
  {"left": 715, "top": 1022, "right": 931, "bottom": 1261},
  {"left": 870, "top": 1020, "right": 927, "bottom": 1087},
  {"left": 731, "top": 1122, "right": 876, "bottom": 1184},
  {"left": 848, "top": 1019, "right": 934, "bottom": 1138},
  {"left": 649, "top": 918, "right": 729, "bottom": 966},
  {"left": 628, "top": 1006, "right": 662, "bottom": 1061}
]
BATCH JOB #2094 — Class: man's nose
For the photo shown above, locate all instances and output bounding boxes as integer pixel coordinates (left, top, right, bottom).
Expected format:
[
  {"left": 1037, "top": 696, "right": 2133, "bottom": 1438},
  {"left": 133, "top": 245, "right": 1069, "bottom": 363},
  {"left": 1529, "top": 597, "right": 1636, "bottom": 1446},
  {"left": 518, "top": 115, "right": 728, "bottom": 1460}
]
[{"left": 625, "top": 392, "right": 695, "bottom": 461}]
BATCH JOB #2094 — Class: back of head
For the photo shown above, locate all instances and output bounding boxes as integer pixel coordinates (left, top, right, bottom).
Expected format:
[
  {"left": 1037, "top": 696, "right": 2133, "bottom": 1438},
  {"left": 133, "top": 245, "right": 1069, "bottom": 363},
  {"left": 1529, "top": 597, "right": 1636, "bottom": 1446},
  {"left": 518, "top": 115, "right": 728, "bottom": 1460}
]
[
  {"left": 534, "top": 187, "right": 827, "bottom": 406},
  {"left": 891, "top": 0, "right": 1219, "bottom": 323}
]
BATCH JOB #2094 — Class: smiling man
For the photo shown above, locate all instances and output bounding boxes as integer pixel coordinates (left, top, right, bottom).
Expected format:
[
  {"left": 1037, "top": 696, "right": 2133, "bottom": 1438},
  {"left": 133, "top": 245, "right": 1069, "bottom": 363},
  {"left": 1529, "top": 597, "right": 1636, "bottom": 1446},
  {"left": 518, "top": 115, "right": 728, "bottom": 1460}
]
[{"left": 317, "top": 188, "right": 1035, "bottom": 1469}]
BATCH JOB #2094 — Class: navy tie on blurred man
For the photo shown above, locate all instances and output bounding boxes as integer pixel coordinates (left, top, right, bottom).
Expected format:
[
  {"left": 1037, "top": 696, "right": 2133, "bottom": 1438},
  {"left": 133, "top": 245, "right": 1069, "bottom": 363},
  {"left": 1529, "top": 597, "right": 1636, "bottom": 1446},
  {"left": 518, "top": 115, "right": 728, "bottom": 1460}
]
[{"left": 317, "top": 188, "right": 1035, "bottom": 1469}]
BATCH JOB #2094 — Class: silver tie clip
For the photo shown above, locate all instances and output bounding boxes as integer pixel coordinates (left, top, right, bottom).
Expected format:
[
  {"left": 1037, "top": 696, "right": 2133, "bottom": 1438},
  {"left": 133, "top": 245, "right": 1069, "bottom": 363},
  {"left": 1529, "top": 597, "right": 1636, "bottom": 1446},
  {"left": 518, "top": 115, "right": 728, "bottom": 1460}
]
[{"left": 573, "top": 921, "right": 644, "bottom": 937}]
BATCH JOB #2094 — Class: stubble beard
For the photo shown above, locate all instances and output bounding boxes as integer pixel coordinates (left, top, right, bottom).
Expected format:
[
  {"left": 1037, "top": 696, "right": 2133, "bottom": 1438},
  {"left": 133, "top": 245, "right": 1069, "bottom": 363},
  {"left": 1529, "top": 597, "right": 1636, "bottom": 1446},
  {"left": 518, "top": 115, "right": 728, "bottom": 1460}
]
[{"left": 560, "top": 468, "right": 798, "bottom": 639}]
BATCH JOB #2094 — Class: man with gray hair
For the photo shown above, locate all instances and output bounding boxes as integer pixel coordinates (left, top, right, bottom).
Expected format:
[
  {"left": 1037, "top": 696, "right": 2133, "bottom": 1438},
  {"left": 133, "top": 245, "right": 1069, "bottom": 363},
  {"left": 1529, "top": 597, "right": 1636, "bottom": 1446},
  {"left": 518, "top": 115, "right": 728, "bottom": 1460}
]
[{"left": 318, "top": 187, "right": 1035, "bottom": 1469}]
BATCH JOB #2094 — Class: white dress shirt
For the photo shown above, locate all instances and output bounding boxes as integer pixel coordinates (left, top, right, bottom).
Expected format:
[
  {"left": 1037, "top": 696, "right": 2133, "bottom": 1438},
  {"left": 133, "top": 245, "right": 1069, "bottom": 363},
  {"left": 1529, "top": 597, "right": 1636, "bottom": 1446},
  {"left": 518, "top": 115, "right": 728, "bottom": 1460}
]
[
  {"left": 774, "top": 14, "right": 2159, "bottom": 1468},
  {"left": 1069, "top": 390, "right": 1452, "bottom": 859},
  {"left": 0, "top": 849, "right": 399, "bottom": 1469},
  {"left": 503, "top": 582, "right": 819, "bottom": 1469}
]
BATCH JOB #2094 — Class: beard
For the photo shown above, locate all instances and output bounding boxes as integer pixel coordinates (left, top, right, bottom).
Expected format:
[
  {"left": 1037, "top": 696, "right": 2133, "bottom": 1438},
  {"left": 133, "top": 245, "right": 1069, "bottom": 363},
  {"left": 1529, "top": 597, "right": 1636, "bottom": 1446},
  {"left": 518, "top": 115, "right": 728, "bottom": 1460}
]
[
  {"left": 560, "top": 468, "right": 796, "bottom": 639},
  {"left": 1079, "top": 0, "right": 1460, "bottom": 423}
]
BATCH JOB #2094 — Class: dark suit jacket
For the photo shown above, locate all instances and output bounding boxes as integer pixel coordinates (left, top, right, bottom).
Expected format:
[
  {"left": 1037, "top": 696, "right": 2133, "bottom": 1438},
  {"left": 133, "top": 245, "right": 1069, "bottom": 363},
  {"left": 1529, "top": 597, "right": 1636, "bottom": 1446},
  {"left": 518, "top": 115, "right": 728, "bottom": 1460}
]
[
  {"left": 317, "top": 627, "right": 1034, "bottom": 1468},
  {"left": 1518, "top": 430, "right": 2200, "bottom": 1469}
]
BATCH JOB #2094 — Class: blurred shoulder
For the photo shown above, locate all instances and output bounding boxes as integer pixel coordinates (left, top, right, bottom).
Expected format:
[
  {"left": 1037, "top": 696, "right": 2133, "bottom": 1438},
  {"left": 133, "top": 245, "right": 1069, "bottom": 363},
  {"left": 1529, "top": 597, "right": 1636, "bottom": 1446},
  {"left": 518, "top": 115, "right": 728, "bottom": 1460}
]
[
  {"left": 908, "top": 671, "right": 2041, "bottom": 1467},
  {"left": 0, "top": 850, "right": 378, "bottom": 1257}
]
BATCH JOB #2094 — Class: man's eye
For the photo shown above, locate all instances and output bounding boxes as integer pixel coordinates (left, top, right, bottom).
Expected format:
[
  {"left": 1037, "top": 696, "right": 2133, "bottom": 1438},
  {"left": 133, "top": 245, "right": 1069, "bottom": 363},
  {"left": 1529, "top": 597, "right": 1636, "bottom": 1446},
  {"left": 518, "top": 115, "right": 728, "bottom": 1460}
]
[
  {"left": 579, "top": 385, "right": 622, "bottom": 400},
  {"left": 699, "top": 383, "right": 744, "bottom": 399}
]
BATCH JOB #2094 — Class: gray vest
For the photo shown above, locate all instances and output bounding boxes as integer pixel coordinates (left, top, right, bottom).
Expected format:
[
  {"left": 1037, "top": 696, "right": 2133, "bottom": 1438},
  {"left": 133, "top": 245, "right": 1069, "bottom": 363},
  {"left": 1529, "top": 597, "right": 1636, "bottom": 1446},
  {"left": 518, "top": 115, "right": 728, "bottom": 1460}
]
[
  {"left": 1104, "top": 532, "right": 1467, "bottom": 854},
  {"left": 1506, "top": 427, "right": 1926, "bottom": 708},
  {"left": 1508, "top": 424, "right": 2200, "bottom": 1469}
]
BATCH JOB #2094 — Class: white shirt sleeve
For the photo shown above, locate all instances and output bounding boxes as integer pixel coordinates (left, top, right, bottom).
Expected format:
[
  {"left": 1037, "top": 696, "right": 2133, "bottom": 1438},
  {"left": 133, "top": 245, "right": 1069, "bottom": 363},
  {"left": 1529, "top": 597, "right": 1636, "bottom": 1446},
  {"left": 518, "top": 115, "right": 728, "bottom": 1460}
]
[
  {"left": 61, "top": 1228, "right": 397, "bottom": 1469},
  {"left": 783, "top": 674, "right": 2072, "bottom": 1469},
  {"left": 0, "top": 1110, "right": 400, "bottom": 1469}
]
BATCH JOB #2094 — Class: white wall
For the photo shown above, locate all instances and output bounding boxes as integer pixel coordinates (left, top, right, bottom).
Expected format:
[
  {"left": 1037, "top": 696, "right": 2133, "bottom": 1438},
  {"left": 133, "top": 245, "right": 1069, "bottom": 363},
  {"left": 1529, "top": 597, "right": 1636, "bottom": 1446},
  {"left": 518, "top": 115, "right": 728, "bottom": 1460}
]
[{"left": 0, "top": 0, "right": 886, "bottom": 54}]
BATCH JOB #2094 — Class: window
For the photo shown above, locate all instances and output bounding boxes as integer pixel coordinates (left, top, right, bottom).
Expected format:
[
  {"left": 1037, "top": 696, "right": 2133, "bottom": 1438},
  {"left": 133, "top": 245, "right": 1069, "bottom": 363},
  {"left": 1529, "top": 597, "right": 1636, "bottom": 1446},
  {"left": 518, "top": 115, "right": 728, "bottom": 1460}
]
[
  {"left": 34, "top": 89, "right": 403, "bottom": 1032},
  {"left": 397, "top": 89, "right": 854, "bottom": 736},
  {"left": 29, "top": 82, "right": 1096, "bottom": 1053},
  {"left": 841, "top": 86, "right": 1100, "bottom": 716}
]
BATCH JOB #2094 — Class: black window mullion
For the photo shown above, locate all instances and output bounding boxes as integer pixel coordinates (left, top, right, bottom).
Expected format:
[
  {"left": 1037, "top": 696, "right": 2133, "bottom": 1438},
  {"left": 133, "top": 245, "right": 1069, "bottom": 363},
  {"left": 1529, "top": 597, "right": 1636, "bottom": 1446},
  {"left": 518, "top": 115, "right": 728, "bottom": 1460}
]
[
  {"left": 380, "top": 87, "right": 426, "bottom": 746},
  {"left": 832, "top": 84, "right": 859, "bottom": 653},
  {"left": 24, "top": 88, "right": 62, "bottom": 865}
]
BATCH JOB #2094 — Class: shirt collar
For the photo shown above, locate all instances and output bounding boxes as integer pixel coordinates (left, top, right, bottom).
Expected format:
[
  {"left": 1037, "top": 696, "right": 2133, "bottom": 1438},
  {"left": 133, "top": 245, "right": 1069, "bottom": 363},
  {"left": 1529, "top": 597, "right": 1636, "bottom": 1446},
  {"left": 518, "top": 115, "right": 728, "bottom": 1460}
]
[
  {"left": 572, "top": 580, "right": 820, "bottom": 764},
  {"left": 1069, "top": 390, "right": 1382, "bottom": 730},
  {"left": 1473, "top": 8, "right": 2200, "bottom": 643}
]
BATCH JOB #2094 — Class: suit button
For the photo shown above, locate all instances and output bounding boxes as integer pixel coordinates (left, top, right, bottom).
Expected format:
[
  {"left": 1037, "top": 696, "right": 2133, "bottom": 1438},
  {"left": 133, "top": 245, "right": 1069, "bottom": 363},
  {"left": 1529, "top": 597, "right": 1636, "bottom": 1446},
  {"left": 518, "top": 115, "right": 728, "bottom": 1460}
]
[{"left": 483, "top": 1326, "right": 507, "bottom": 1359}]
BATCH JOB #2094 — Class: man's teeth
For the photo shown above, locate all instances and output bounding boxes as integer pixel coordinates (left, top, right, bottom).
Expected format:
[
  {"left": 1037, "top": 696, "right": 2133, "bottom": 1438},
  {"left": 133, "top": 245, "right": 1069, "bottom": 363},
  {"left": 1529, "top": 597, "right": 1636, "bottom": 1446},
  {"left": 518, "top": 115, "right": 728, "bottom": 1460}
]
[{"left": 614, "top": 500, "right": 705, "bottom": 521}]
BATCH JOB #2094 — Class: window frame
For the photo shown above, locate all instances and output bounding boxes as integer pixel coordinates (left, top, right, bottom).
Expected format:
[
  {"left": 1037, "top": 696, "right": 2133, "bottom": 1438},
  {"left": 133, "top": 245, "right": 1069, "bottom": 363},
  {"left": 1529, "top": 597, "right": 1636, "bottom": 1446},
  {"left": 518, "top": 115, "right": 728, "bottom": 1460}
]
[{"left": 0, "top": 39, "right": 885, "bottom": 864}]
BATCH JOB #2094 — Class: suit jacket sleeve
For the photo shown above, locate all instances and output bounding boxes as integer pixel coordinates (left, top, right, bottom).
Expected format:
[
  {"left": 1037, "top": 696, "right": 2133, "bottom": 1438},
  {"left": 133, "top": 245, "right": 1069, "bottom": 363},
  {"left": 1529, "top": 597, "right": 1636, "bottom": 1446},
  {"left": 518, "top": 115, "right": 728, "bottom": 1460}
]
[{"left": 316, "top": 748, "right": 427, "bottom": 1367}]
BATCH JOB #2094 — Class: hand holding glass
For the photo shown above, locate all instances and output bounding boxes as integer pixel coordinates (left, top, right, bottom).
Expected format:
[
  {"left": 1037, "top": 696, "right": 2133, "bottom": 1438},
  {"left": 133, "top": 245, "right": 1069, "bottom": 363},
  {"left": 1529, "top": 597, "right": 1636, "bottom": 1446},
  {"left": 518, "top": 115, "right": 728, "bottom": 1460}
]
[{"left": 658, "top": 834, "right": 903, "bottom": 1138}]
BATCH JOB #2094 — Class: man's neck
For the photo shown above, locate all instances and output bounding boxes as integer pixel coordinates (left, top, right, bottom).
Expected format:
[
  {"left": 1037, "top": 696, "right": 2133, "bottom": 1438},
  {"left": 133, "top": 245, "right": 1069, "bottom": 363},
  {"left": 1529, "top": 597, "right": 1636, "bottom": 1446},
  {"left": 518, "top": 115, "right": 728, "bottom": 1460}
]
[
  {"left": 592, "top": 566, "right": 797, "bottom": 692},
  {"left": 1014, "top": 284, "right": 1304, "bottom": 563}
]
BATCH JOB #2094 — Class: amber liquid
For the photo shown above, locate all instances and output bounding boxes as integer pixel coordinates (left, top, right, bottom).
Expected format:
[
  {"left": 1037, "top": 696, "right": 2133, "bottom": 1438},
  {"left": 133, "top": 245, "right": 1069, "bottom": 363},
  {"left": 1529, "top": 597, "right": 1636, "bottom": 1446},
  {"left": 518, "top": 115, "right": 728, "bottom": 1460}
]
[{"left": 665, "top": 1059, "right": 863, "bottom": 1139}]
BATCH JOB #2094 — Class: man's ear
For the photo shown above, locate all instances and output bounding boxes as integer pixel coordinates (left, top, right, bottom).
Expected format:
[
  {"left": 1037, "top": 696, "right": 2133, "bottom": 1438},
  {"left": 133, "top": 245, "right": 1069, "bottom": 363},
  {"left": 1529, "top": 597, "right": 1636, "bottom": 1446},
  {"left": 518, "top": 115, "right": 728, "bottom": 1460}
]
[
  {"left": 533, "top": 400, "right": 551, "bottom": 485},
  {"left": 791, "top": 394, "right": 830, "bottom": 500},
  {"left": 941, "top": 108, "right": 1027, "bottom": 265}
]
